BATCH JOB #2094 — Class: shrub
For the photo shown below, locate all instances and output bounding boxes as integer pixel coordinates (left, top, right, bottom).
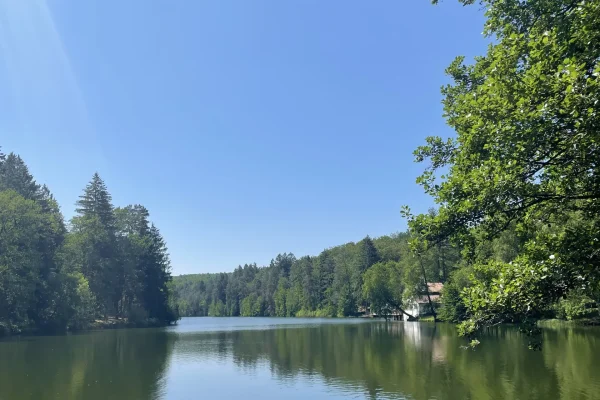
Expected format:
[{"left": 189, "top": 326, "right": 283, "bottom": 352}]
[{"left": 555, "top": 293, "right": 598, "bottom": 321}]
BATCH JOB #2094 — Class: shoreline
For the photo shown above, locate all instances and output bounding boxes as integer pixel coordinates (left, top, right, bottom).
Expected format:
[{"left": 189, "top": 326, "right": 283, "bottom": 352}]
[
  {"left": 0, "top": 318, "right": 177, "bottom": 339},
  {"left": 175, "top": 315, "right": 600, "bottom": 326}
]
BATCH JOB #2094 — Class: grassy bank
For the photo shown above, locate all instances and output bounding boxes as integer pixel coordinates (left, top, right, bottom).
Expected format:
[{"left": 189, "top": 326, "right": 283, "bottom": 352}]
[
  {"left": 87, "top": 317, "right": 174, "bottom": 330},
  {"left": 538, "top": 318, "right": 600, "bottom": 328}
]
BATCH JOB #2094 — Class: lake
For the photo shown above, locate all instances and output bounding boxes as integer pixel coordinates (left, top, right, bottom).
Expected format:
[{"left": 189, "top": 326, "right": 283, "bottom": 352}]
[{"left": 1, "top": 317, "right": 599, "bottom": 400}]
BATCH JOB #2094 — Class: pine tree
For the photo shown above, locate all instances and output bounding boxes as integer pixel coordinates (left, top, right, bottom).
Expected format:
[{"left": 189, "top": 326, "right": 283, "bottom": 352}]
[
  {"left": 76, "top": 173, "right": 116, "bottom": 229},
  {"left": 114, "top": 205, "right": 149, "bottom": 318},
  {"left": 0, "top": 153, "right": 41, "bottom": 200},
  {"left": 314, "top": 250, "right": 335, "bottom": 308},
  {"left": 142, "top": 224, "right": 175, "bottom": 322},
  {"left": 353, "top": 236, "right": 381, "bottom": 307},
  {"left": 357, "top": 236, "right": 380, "bottom": 273},
  {"left": 72, "top": 173, "right": 120, "bottom": 317},
  {"left": 0, "top": 149, "right": 178, "bottom": 331},
  {"left": 115, "top": 205, "right": 150, "bottom": 236}
]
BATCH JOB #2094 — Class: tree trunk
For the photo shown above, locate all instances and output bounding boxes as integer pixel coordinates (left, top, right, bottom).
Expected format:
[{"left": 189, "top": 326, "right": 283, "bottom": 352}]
[
  {"left": 418, "top": 253, "right": 438, "bottom": 322},
  {"left": 389, "top": 300, "right": 415, "bottom": 321},
  {"left": 440, "top": 243, "right": 447, "bottom": 283}
]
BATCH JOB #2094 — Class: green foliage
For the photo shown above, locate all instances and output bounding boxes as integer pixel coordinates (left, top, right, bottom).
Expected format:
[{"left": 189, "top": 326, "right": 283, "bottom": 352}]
[
  {"left": 406, "top": 0, "right": 600, "bottom": 346},
  {"left": 438, "top": 268, "right": 471, "bottom": 323},
  {"left": 0, "top": 154, "right": 41, "bottom": 200},
  {"left": 285, "top": 285, "right": 302, "bottom": 317},
  {"left": 67, "top": 274, "right": 97, "bottom": 329},
  {"left": 295, "top": 308, "right": 332, "bottom": 318},
  {"left": 240, "top": 294, "right": 264, "bottom": 316},
  {"left": 0, "top": 190, "right": 60, "bottom": 331},
  {"left": 172, "top": 234, "right": 433, "bottom": 318},
  {"left": 274, "top": 278, "right": 288, "bottom": 317},
  {"left": 209, "top": 300, "right": 226, "bottom": 316},
  {"left": 555, "top": 292, "right": 598, "bottom": 321},
  {"left": 373, "top": 232, "right": 409, "bottom": 262},
  {"left": 0, "top": 149, "right": 178, "bottom": 334},
  {"left": 363, "top": 261, "right": 405, "bottom": 318}
]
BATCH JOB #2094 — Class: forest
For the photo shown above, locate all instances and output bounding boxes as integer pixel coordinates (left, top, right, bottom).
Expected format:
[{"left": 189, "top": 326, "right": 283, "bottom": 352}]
[
  {"left": 172, "top": 232, "right": 457, "bottom": 318},
  {"left": 0, "top": 149, "right": 178, "bottom": 335},
  {"left": 172, "top": 216, "right": 597, "bottom": 325},
  {"left": 174, "top": 0, "right": 600, "bottom": 347},
  {"left": 2, "top": 0, "right": 599, "bottom": 350}
]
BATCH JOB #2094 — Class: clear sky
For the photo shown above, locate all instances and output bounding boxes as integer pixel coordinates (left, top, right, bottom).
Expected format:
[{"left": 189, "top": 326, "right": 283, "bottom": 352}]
[{"left": 0, "top": 0, "right": 487, "bottom": 275}]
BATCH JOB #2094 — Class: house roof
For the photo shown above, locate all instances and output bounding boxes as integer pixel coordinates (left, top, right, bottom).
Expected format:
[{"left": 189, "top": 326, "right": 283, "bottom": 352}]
[
  {"left": 416, "top": 294, "right": 441, "bottom": 304},
  {"left": 427, "top": 282, "right": 444, "bottom": 294}
]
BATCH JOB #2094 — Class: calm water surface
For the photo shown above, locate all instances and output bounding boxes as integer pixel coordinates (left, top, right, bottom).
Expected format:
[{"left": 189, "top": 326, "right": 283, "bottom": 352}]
[{"left": 1, "top": 317, "right": 599, "bottom": 400}]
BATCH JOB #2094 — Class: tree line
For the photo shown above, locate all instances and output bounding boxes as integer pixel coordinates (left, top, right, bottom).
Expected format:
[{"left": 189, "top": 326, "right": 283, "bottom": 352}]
[
  {"left": 5, "top": 0, "right": 598, "bottom": 346},
  {"left": 174, "top": 0, "right": 600, "bottom": 340},
  {"left": 0, "top": 149, "right": 178, "bottom": 335},
  {"left": 172, "top": 231, "right": 459, "bottom": 318}
]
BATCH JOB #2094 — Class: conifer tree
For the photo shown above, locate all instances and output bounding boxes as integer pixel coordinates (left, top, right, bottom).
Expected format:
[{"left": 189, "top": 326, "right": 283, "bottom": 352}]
[{"left": 72, "top": 173, "right": 121, "bottom": 317}]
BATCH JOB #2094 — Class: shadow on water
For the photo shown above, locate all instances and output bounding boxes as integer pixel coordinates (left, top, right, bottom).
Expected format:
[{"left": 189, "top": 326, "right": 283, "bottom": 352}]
[
  {"left": 1, "top": 320, "right": 599, "bottom": 400},
  {"left": 0, "top": 329, "right": 176, "bottom": 400}
]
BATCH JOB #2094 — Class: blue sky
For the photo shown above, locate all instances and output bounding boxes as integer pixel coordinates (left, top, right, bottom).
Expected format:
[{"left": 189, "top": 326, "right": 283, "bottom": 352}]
[{"left": 0, "top": 0, "right": 487, "bottom": 275}]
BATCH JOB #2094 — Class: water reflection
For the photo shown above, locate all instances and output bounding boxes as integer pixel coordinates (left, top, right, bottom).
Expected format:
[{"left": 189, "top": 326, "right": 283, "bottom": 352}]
[
  {"left": 543, "top": 327, "right": 600, "bottom": 400},
  {"left": 1, "top": 320, "right": 599, "bottom": 400},
  {"left": 0, "top": 329, "right": 175, "bottom": 400},
  {"left": 169, "top": 320, "right": 600, "bottom": 400}
]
